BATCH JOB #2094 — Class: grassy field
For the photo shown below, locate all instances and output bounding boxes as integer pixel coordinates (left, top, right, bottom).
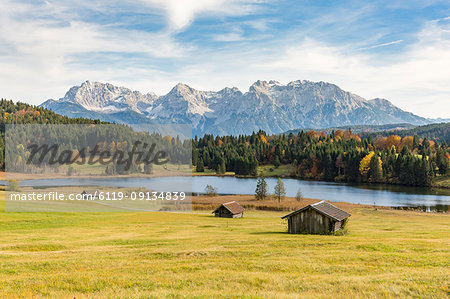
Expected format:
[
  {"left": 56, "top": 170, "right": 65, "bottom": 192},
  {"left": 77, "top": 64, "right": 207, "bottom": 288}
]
[
  {"left": 0, "top": 194, "right": 449, "bottom": 298},
  {"left": 0, "top": 162, "right": 193, "bottom": 181},
  {"left": 192, "top": 164, "right": 294, "bottom": 177},
  {"left": 433, "top": 175, "right": 450, "bottom": 189},
  {"left": 257, "top": 164, "right": 294, "bottom": 177}
]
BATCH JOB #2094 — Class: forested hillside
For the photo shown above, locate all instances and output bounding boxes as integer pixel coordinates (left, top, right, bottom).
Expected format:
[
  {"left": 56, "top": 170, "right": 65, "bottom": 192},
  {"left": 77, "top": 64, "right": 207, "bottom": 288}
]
[
  {"left": 0, "top": 99, "right": 105, "bottom": 169},
  {"left": 1, "top": 99, "right": 449, "bottom": 188},
  {"left": 361, "top": 122, "right": 450, "bottom": 143},
  {"left": 193, "top": 129, "right": 449, "bottom": 187},
  {"left": 0, "top": 99, "right": 191, "bottom": 172},
  {"left": 284, "top": 123, "right": 416, "bottom": 136},
  {"left": 0, "top": 99, "right": 105, "bottom": 125}
]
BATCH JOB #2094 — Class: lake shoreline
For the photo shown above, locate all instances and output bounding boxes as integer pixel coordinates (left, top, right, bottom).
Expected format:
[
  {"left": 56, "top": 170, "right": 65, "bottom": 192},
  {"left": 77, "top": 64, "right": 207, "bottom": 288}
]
[
  {"left": 195, "top": 171, "right": 450, "bottom": 190},
  {"left": 3, "top": 175, "right": 448, "bottom": 211},
  {"left": 192, "top": 194, "right": 448, "bottom": 214},
  {"left": 193, "top": 194, "right": 387, "bottom": 213},
  {"left": 4, "top": 170, "right": 449, "bottom": 191}
]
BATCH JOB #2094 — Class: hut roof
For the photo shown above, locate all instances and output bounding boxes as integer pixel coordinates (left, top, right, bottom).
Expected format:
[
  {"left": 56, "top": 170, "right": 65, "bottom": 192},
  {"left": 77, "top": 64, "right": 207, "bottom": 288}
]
[
  {"left": 81, "top": 189, "right": 98, "bottom": 195},
  {"left": 281, "top": 201, "right": 350, "bottom": 221},
  {"left": 213, "top": 201, "right": 244, "bottom": 215}
]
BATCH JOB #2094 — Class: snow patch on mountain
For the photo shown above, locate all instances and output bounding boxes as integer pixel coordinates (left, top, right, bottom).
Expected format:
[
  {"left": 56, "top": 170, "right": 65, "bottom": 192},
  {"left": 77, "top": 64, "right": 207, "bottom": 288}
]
[{"left": 40, "top": 80, "right": 432, "bottom": 136}]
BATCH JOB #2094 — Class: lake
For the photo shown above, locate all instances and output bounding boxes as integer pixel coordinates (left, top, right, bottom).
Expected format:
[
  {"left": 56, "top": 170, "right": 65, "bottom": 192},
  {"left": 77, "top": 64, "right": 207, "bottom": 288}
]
[{"left": 11, "top": 176, "right": 450, "bottom": 211}]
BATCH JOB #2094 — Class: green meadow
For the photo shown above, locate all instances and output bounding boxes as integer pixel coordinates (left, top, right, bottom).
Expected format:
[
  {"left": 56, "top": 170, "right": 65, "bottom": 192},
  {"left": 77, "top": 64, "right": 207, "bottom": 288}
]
[
  {"left": 0, "top": 194, "right": 449, "bottom": 298},
  {"left": 192, "top": 164, "right": 294, "bottom": 177},
  {"left": 433, "top": 175, "right": 450, "bottom": 189}
]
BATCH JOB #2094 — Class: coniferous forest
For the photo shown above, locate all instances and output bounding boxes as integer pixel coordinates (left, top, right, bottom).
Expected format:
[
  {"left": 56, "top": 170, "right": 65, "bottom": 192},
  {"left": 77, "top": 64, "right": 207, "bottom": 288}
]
[
  {"left": 193, "top": 129, "right": 449, "bottom": 187},
  {"left": 0, "top": 99, "right": 106, "bottom": 170},
  {"left": 360, "top": 122, "right": 450, "bottom": 144},
  {"left": 1, "top": 98, "right": 449, "bottom": 187},
  {"left": 0, "top": 99, "right": 191, "bottom": 173}
]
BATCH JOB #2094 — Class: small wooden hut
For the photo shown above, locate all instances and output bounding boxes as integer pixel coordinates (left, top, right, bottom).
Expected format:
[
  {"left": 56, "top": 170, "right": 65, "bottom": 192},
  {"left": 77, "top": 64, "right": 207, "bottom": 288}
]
[
  {"left": 80, "top": 189, "right": 99, "bottom": 200},
  {"left": 213, "top": 201, "right": 244, "bottom": 218},
  {"left": 282, "top": 201, "right": 350, "bottom": 234}
]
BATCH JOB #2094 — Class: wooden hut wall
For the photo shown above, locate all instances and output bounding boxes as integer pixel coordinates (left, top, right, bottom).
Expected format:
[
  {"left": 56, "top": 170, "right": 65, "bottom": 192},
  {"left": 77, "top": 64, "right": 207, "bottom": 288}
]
[
  {"left": 288, "top": 208, "right": 333, "bottom": 234},
  {"left": 215, "top": 206, "right": 233, "bottom": 218},
  {"left": 232, "top": 212, "right": 243, "bottom": 218}
]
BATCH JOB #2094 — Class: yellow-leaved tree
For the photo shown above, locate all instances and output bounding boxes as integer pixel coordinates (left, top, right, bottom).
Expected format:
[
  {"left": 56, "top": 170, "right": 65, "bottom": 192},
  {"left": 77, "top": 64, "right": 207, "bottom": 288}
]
[
  {"left": 359, "top": 151, "right": 375, "bottom": 177},
  {"left": 260, "top": 134, "right": 268, "bottom": 144}
]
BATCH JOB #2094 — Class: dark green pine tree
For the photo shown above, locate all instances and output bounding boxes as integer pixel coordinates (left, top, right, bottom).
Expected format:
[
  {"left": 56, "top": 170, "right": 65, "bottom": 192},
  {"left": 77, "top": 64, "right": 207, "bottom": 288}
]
[
  {"left": 249, "top": 156, "right": 258, "bottom": 176},
  {"left": 368, "top": 154, "right": 383, "bottom": 183},
  {"left": 196, "top": 158, "right": 205, "bottom": 172},
  {"left": 216, "top": 157, "right": 226, "bottom": 174},
  {"left": 255, "top": 175, "right": 268, "bottom": 200},
  {"left": 435, "top": 148, "right": 449, "bottom": 175},
  {"left": 413, "top": 134, "right": 420, "bottom": 150},
  {"left": 144, "top": 163, "right": 153, "bottom": 174},
  {"left": 273, "top": 155, "right": 280, "bottom": 168},
  {"left": 324, "top": 152, "right": 334, "bottom": 180}
]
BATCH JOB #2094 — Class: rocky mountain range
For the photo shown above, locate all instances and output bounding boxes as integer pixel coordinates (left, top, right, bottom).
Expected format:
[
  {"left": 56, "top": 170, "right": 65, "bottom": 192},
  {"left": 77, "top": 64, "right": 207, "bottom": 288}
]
[{"left": 40, "top": 80, "right": 433, "bottom": 136}]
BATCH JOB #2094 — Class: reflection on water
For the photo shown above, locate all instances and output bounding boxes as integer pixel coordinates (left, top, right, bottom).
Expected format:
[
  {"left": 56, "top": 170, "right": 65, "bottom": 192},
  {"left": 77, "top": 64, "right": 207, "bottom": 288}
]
[
  {"left": 393, "top": 205, "right": 449, "bottom": 213},
  {"left": 5, "top": 176, "right": 450, "bottom": 211}
]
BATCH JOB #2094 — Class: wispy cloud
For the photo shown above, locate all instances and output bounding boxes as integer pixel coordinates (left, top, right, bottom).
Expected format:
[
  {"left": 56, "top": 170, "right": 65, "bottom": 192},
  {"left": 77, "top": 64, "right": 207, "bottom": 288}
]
[
  {"left": 214, "top": 27, "right": 245, "bottom": 41},
  {"left": 357, "top": 40, "right": 404, "bottom": 50},
  {"left": 0, "top": 0, "right": 449, "bottom": 118}
]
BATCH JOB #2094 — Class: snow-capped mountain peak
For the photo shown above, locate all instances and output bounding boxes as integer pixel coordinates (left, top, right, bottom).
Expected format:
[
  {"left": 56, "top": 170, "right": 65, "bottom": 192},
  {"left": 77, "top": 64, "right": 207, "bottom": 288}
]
[
  {"left": 55, "top": 80, "right": 156, "bottom": 113},
  {"left": 40, "top": 80, "right": 432, "bottom": 136}
]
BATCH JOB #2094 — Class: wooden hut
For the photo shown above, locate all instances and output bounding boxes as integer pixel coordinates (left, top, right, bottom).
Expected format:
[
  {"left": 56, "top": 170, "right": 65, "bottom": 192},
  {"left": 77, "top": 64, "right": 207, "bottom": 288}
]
[
  {"left": 213, "top": 201, "right": 244, "bottom": 218},
  {"left": 281, "top": 201, "right": 350, "bottom": 234},
  {"left": 80, "top": 189, "right": 99, "bottom": 200}
]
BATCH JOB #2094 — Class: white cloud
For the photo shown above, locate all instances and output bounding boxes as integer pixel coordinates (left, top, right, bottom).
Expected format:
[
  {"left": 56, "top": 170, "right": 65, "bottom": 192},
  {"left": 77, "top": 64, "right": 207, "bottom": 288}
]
[
  {"left": 138, "top": 0, "right": 263, "bottom": 31},
  {"left": 244, "top": 19, "right": 271, "bottom": 31},
  {"left": 214, "top": 27, "right": 245, "bottom": 41},
  {"left": 357, "top": 40, "right": 403, "bottom": 50},
  {"left": 0, "top": 1, "right": 449, "bottom": 119},
  {"left": 0, "top": 0, "right": 189, "bottom": 102},
  {"left": 156, "top": 19, "right": 450, "bottom": 118},
  {"left": 247, "top": 20, "right": 450, "bottom": 118}
]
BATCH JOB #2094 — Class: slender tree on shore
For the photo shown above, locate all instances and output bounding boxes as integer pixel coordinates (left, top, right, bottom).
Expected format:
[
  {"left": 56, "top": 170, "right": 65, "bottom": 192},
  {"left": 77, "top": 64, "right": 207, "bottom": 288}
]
[
  {"left": 274, "top": 177, "right": 286, "bottom": 203},
  {"left": 255, "top": 175, "right": 268, "bottom": 200}
]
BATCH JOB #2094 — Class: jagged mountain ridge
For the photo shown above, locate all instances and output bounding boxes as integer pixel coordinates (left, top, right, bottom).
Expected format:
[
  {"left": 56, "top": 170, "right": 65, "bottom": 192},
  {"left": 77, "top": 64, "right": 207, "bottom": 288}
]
[
  {"left": 51, "top": 80, "right": 157, "bottom": 113},
  {"left": 40, "top": 80, "right": 431, "bottom": 136}
]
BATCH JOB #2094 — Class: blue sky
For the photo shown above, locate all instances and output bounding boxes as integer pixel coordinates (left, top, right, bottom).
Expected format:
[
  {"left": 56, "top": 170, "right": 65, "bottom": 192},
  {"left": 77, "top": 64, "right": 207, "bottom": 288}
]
[{"left": 0, "top": 0, "right": 449, "bottom": 118}]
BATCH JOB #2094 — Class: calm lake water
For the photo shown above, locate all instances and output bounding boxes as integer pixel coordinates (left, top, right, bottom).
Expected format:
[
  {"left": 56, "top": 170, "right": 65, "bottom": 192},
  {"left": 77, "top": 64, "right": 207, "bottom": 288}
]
[{"left": 10, "top": 176, "right": 450, "bottom": 211}]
